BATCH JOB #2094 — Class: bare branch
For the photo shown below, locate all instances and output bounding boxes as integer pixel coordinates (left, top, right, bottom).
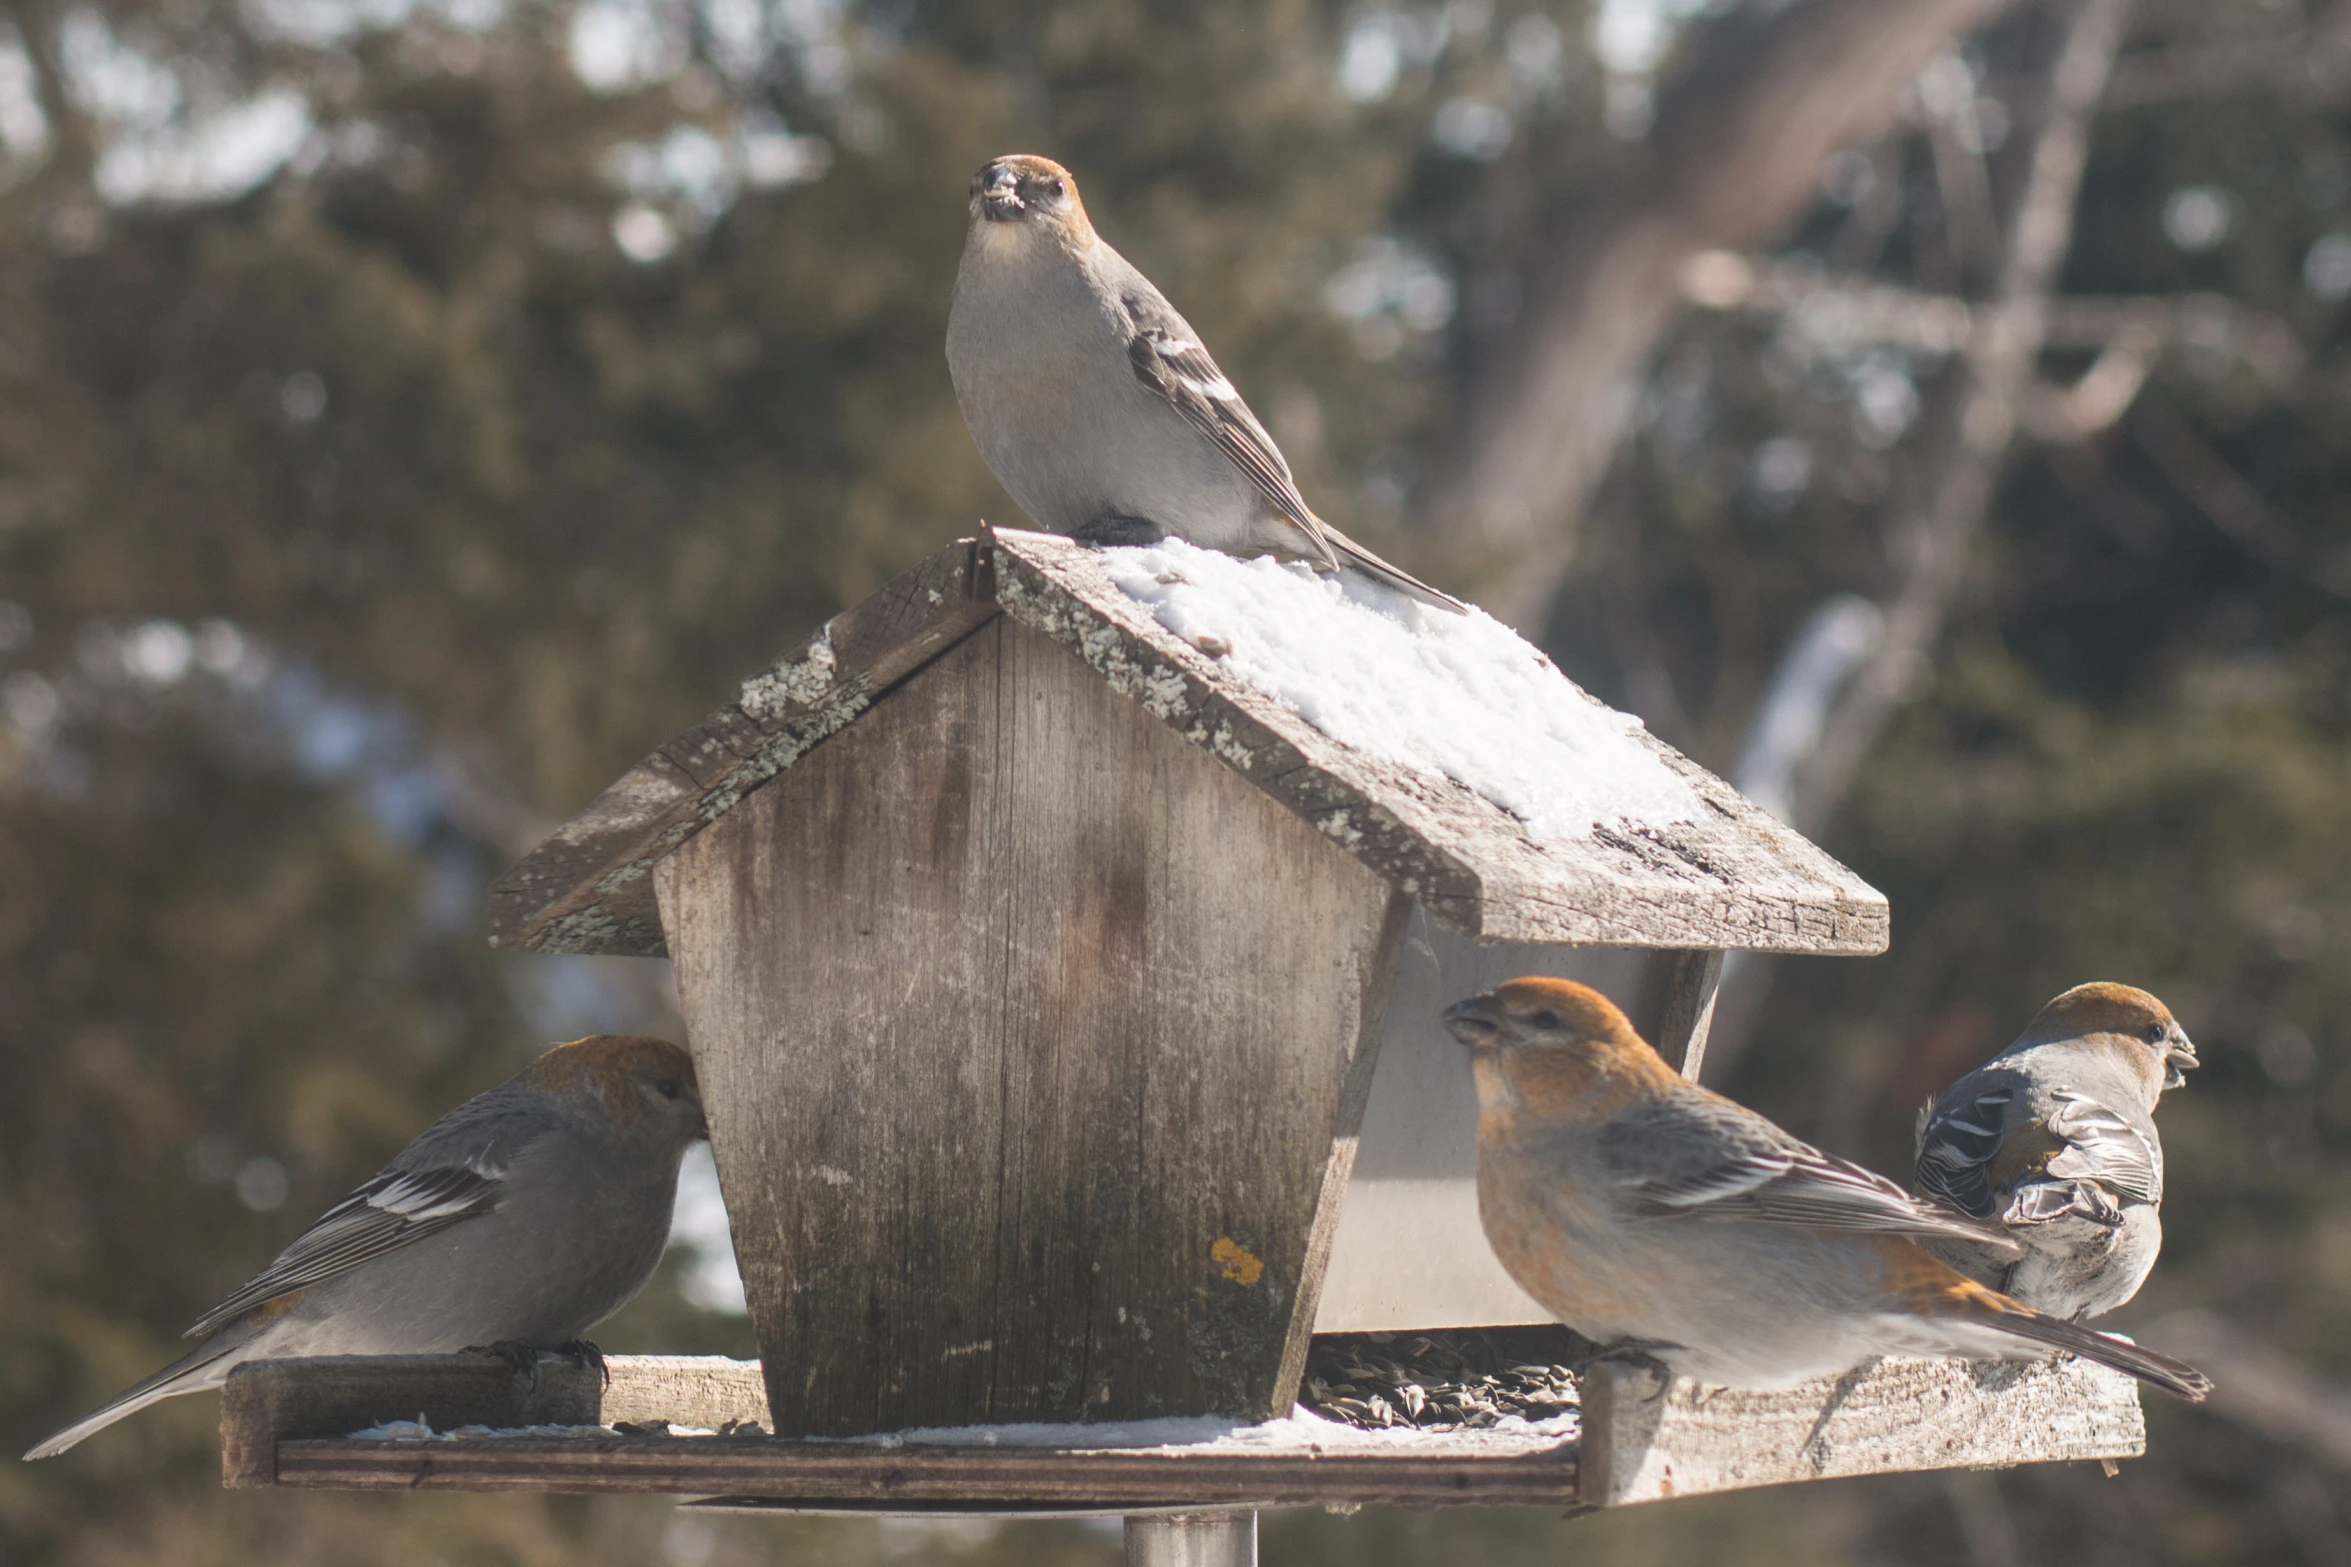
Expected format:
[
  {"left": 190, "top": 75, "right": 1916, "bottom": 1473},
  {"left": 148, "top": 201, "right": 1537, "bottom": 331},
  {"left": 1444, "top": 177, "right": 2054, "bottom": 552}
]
[
  {"left": 1425, "top": 0, "right": 2008, "bottom": 628},
  {"left": 2129, "top": 399, "right": 2351, "bottom": 594},
  {"left": 2103, "top": 4, "right": 2351, "bottom": 107},
  {"left": 1918, "top": 54, "right": 2001, "bottom": 284},
  {"left": 2142, "top": 1312, "right": 2351, "bottom": 1471},
  {"left": 1792, "top": 0, "right": 2134, "bottom": 832},
  {"left": 2019, "top": 326, "right": 2159, "bottom": 438},
  {"left": 1678, "top": 252, "right": 2305, "bottom": 388}
]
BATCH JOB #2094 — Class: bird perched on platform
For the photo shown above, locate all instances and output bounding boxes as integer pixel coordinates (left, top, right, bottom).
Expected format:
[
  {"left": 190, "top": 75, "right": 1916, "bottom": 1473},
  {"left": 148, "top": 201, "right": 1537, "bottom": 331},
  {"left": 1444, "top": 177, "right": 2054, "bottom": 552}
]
[
  {"left": 946, "top": 154, "right": 1465, "bottom": 614},
  {"left": 25, "top": 1035, "right": 707, "bottom": 1459},
  {"left": 1913, "top": 982, "right": 2195, "bottom": 1322},
  {"left": 1447, "top": 978, "right": 2209, "bottom": 1401}
]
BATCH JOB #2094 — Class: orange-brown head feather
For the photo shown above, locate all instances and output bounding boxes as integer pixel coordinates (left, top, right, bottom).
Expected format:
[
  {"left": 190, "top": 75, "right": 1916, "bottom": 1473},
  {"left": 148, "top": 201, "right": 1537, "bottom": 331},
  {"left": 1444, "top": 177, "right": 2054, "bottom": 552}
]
[
  {"left": 2014, "top": 981, "right": 2196, "bottom": 1093},
  {"left": 967, "top": 154, "right": 1094, "bottom": 248},
  {"left": 1445, "top": 978, "right": 1678, "bottom": 1128},
  {"left": 523, "top": 1034, "right": 706, "bottom": 1144}
]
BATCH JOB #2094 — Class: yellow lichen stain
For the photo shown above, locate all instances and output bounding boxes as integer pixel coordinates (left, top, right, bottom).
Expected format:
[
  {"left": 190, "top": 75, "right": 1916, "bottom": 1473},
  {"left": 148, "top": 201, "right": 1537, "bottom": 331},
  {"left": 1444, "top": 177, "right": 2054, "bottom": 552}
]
[{"left": 1210, "top": 1237, "right": 1264, "bottom": 1286}]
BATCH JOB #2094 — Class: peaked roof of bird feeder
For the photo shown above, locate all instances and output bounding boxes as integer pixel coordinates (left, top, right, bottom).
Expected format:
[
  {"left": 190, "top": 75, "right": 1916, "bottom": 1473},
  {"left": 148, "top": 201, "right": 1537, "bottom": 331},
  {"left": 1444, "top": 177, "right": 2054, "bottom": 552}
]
[{"left": 487, "top": 529, "right": 1888, "bottom": 957}]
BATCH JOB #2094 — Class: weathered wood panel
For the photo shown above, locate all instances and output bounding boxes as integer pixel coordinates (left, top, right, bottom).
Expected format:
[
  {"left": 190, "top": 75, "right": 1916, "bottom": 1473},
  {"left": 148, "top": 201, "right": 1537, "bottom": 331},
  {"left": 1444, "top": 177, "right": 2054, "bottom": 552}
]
[
  {"left": 1578, "top": 1354, "right": 2144, "bottom": 1507},
  {"left": 490, "top": 531, "right": 1887, "bottom": 960},
  {"left": 221, "top": 1355, "right": 771, "bottom": 1488},
  {"left": 264, "top": 1433, "right": 1583, "bottom": 1508},
  {"left": 223, "top": 1353, "right": 2147, "bottom": 1509},
  {"left": 658, "top": 616, "right": 1407, "bottom": 1436},
  {"left": 990, "top": 531, "right": 1889, "bottom": 955},
  {"left": 1655, "top": 949, "right": 1726, "bottom": 1079}
]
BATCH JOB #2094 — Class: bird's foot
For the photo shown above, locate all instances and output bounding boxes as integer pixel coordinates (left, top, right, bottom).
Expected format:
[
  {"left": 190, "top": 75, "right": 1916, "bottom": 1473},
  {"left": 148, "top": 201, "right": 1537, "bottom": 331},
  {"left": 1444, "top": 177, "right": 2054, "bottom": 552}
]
[
  {"left": 463, "top": 1340, "right": 548, "bottom": 1388},
  {"left": 1070, "top": 514, "right": 1168, "bottom": 547},
  {"left": 1588, "top": 1341, "right": 1680, "bottom": 1403},
  {"left": 554, "top": 1339, "right": 610, "bottom": 1388}
]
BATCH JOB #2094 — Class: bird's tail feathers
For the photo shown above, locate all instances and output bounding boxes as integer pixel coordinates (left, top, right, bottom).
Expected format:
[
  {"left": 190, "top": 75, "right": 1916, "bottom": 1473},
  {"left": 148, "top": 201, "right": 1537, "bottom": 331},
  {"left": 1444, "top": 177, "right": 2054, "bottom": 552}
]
[
  {"left": 22, "top": 1334, "right": 248, "bottom": 1459},
  {"left": 1978, "top": 1302, "right": 2212, "bottom": 1402},
  {"left": 1310, "top": 518, "right": 1468, "bottom": 614}
]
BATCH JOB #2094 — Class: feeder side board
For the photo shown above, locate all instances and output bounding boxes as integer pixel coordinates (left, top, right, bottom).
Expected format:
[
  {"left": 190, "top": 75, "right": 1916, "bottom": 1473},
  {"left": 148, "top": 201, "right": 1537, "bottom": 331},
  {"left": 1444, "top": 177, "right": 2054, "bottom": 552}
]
[
  {"left": 1655, "top": 950, "right": 1726, "bottom": 1080},
  {"left": 1578, "top": 1355, "right": 2144, "bottom": 1507},
  {"left": 658, "top": 614, "right": 1407, "bottom": 1437},
  {"left": 222, "top": 1356, "right": 772, "bottom": 1488}
]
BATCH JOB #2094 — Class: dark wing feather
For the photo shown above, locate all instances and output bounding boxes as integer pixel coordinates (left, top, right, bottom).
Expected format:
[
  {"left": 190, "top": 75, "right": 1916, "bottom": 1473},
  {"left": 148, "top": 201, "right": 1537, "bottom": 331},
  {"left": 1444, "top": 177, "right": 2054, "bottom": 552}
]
[
  {"left": 1915, "top": 1081, "right": 2017, "bottom": 1217},
  {"left": 1119, "top": 287, "right": 1334, "bottom": 563},
  {"left": 1601, "top": 1095, "right": 2022, "bottom": 1256},
  {"left": 181, "top": 1158, "right": 505, "bottom": 1340}
]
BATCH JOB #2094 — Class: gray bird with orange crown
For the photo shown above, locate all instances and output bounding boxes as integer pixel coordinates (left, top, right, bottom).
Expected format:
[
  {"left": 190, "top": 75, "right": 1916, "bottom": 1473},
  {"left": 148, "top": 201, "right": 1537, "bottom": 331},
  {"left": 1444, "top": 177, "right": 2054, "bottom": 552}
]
[
  {"left": 1914, "top": 982, "right": 2196, "bottom": 1321},
  {"left": 946, "top": 153, "right": 1465, "bottom": 613},
  {"left": 1447, "top": 977, "right": 2208, "bottom": 1400},
  {"left": 26, "top": 1034, "right": 707, "bottom": 1459}
]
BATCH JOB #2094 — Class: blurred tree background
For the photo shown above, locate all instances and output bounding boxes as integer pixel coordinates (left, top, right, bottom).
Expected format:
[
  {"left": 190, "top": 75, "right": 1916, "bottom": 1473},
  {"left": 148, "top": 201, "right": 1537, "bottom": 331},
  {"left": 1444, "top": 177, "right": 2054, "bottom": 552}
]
[{"left": 3, "top": 0, "right": 2350, "bottom": 1561}]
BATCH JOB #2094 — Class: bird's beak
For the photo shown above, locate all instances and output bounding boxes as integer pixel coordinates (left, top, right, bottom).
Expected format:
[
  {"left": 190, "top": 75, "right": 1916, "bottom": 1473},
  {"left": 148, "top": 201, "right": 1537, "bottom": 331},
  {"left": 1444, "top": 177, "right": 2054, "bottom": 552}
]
[
  {"left": 980, "top": 166, "right": 1023, "bottom": 222},
  {"left": 1444, "top": 994, "right": 1501, "bottom": 1050},
  {"left": 2164, "top": 1030, "right": 2198, "bottom": 1090}
]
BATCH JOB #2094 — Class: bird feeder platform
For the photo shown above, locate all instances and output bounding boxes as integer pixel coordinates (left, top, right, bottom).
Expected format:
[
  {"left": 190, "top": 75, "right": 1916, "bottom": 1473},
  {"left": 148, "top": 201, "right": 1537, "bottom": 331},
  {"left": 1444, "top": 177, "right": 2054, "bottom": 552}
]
[
  {"left": 218, "top": 1349, "right": 2145, "bottom": 1510},
  {"left": 422, "top": 527, "right": 2151, "bottom": 1530}
]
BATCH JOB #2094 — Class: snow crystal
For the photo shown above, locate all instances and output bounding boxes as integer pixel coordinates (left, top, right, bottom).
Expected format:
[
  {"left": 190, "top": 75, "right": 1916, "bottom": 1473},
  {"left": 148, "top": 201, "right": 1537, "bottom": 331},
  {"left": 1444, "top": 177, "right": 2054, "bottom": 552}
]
[{"left": 1097, "top": 541, "right": 1698, "bottom": 840}]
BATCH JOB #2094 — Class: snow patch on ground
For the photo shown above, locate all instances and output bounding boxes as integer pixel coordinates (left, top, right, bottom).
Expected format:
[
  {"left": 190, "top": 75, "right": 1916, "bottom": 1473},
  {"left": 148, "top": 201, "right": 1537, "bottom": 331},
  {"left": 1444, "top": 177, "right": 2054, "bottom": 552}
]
[{"left": 1098, "top": 541, "right": 1698, "bottom": 840}]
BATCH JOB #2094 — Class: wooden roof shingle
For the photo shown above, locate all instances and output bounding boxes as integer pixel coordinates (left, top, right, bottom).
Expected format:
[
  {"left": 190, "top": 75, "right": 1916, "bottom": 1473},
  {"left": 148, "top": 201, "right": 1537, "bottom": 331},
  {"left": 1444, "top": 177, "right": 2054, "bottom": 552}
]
[{"left": 486, "top": 530, "right": 1888, "bottom": 957}]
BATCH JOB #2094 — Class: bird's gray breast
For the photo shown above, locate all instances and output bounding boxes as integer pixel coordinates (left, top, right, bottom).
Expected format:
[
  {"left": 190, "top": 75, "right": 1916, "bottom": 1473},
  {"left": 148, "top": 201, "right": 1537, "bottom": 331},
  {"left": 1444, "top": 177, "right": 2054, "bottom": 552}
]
[{"left": 946, "top": 245, "right": 1263, "bottom": 540}]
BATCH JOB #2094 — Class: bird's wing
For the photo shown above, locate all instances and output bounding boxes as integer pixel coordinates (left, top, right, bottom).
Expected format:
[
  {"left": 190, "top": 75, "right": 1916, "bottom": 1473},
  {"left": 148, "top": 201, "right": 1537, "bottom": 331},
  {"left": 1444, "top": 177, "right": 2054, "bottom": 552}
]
[
  {"left": 1914, "top": 1077, "right": 2017, "bottom": 1217},
  {"left": 1602, "top": 1094, "right": 2023, "bottom": 1255},
  {"left": 1117, "top": 285, "right": 1336, "bottom": 565},
  {"left": 2041, "top": 1088, "right": 2163, "bottom": 1205},
  {"left": 180, "top": 1097, "right": 550, "bottom": 1341},
  {"left": 1917, "top": 1072, "right": 2160, "bottom": 1221}
]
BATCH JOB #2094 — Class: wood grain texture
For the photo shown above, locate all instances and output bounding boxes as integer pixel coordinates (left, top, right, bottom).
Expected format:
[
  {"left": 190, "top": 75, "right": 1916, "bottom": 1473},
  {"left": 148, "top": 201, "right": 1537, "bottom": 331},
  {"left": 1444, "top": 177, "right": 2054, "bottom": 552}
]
[
  {"left": 265, "top": 1433, "right": 1583, "bottom": 1508},
  {"left": 1578, "top": 1354, "right": 2144, "bottom": 1507},
  {"left": 1655, "top": 949, "right": 1726, "bottom": 1079},
  {"left": 657, "top": 616, "right": 1405, "bottom": 1436},
  {"left": 220, "top": 1355, "right": 771, "bottom": 1488},
  {"left": 987, "top": 531, "right": 1886, "bottom": 954},
  {"left": 490, "top": 530, "right": 1886, "bottom": 958},
  {"left": 224, "top": 1352, "right": 2145, "bottom": 1509},
  {"left": 486, "top": 542, "right": 1000, "bottom": 955}
]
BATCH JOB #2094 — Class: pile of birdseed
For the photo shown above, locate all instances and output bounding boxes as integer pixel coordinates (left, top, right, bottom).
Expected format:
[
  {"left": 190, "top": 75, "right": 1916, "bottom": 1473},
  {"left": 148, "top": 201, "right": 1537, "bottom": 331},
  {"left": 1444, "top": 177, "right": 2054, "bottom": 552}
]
[{"left": 1300, "top": 1328, "right": 1588, "bottom": 1433}]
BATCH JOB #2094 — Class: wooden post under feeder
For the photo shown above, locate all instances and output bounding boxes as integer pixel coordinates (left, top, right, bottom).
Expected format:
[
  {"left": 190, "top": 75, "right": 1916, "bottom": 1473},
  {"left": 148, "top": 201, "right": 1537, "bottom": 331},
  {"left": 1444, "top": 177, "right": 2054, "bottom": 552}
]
[{"left": 218, "top": 529, "right": 2150, "bottom": 1533}]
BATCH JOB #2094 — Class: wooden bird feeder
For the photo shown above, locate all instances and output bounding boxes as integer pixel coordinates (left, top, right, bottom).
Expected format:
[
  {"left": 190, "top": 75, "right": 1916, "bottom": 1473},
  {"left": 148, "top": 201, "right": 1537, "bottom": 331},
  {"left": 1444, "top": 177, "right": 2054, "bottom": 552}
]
[{"left": 218, "top": 530, "right": 2149, "bottom": 1549}]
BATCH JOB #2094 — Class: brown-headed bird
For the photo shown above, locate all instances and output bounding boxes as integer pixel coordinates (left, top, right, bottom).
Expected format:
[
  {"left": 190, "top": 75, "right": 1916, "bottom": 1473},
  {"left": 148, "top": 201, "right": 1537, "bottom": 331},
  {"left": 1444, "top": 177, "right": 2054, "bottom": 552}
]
[
  {"left": 1448, "top": 978, "right": 2207, "bottom": 1400},
  {"left": 26, "top": 1035, "right": 707, "bottom": 1459},
  {"left": 1914, "top": 982, "right": 2195, "bottom": 1321},
  {"left": 946, "top": 153, "right": 1465, "bottom": 613}
]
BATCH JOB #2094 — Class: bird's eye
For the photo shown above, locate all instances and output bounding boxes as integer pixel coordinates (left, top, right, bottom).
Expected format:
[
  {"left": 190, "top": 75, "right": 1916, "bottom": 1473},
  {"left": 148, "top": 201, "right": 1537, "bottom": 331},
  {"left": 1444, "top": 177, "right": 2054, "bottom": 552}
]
[
  {"left": 656, "top": 1078, "right": 681, "bottom": 1099},
  {"left": 2142, "top": 1024, "right": 2166, "bottom": 1044},
  {"left": 1048, "top": 179, "right": 1065, "bottom": 197},
  {"left": 1532, "top": 1010, "right": 1560, "bottom": 1030}
]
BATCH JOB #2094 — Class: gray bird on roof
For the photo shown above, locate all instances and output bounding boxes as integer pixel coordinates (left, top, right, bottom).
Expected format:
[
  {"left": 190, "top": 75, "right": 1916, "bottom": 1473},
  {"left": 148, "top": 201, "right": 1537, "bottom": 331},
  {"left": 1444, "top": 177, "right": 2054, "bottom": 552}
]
[{"left": 947, "top": 154, "right": 1466, "bottom": 614}]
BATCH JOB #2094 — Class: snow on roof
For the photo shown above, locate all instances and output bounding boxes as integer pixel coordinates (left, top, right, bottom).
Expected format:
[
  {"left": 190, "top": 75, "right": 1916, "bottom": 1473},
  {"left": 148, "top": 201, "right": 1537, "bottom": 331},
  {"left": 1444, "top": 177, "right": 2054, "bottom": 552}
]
[
  {"left": 486, "top": 533, "right": 1889, "bottom": 956},
  {"left": 1099, "top": 542, "right": 1699, "bottom": 844}
]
